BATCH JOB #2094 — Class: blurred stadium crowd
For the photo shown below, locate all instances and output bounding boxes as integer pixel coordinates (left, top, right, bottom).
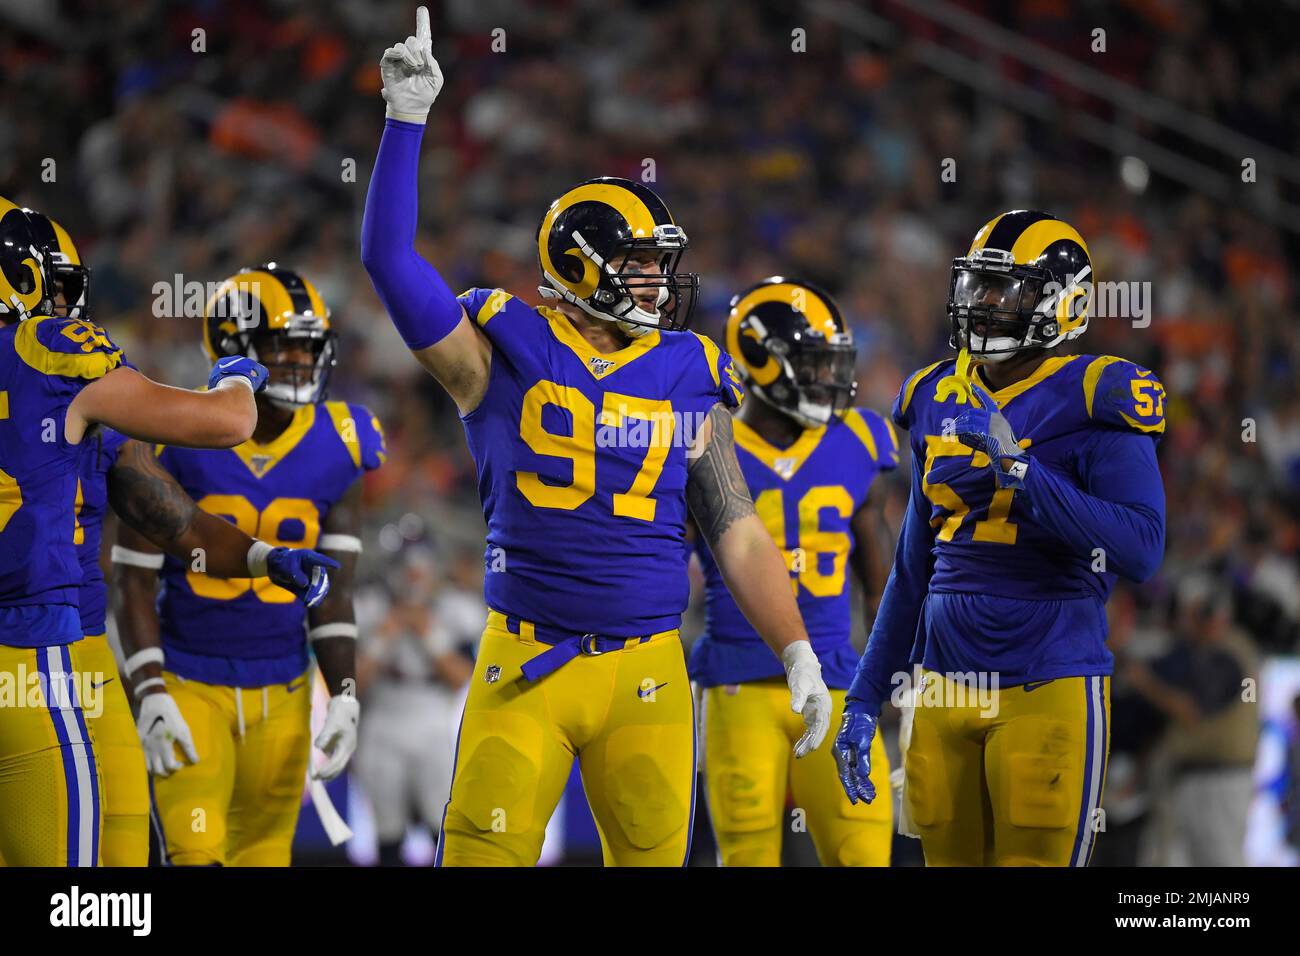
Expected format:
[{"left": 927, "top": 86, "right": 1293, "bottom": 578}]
[{"left": 1, "top": 0, "right": 1297, "bottom": 864}]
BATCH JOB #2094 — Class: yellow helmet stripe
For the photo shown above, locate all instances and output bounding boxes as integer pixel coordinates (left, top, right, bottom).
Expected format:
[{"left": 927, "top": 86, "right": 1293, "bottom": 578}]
[
  {"left": 215, "top": 271, "right": 301, "bottom": 329},
  {"left": 1009, "top": 218, "right": 1091, "bottom": 266},
  {"left": 302, "top": 276, "right": 329, "bottom": 320},
  {"left": 538, "top": 183, "right": 659, "bottom": 297},
  {"left": 730, "top": 282, "right": 836, "bottom": 335},
  {"left": 49, "top": 219, "right": 81, "bottom": 265},
  {"left": 726, "top": 281, "right": 839, "bottom": 388},
  {"left": 967, "top": 213, "right": 1007, "bottom": 255},
  {"left": 250, "top": 271, "right": 301, "bottom": 330}
]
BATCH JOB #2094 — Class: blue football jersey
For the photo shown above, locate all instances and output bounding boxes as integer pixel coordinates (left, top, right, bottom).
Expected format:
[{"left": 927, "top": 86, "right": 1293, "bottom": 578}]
[
  {"left": 690, "top": 407, "right": 899, "bottom": 689},
  {"left": 458, "top": 288, "right": 743, "bottom": 637},
  {"left": 0, "top": 316, "right": 126, "bottom": 646},
  {"left": 154, "top": 401, "right": 384, "bottom": 686},
  {"left": 75, "top": 426, "right": 130, "bottom": 637},
  {"left": 898, "top": 352, "right": 1166, "bottom": 682}
]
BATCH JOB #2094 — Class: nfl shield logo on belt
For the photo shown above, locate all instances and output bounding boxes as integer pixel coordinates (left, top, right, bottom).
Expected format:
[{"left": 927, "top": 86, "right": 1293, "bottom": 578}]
[{"left": 485, "top": 664, "right": 501, "bottom": 684}]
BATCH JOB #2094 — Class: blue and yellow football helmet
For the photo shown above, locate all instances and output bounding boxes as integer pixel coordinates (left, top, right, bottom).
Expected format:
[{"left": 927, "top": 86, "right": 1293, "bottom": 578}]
[
  {"left": 23, "top": 209, "right": 90, "bottom": 320},
  {"left": 948, "top": 210, "right": 1093, "bottom": 360},
  {"left": 725, "top": 277, "right": 856, "bottom": 428},
  {"left": 536, "top": 176, "right": 698, "bottom": 336},
  {"left": 203, "top": 263, "right": 337, "bottom": 407},
  {"left": 0, "top": 197, "right": 52, "bottom": 324}
]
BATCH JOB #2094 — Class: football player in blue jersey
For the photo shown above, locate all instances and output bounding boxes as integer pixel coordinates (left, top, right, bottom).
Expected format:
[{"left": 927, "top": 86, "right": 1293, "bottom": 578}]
[
  {"left": 24, "top": 212, "right": 338, "bottom": 866},
  {"left": 361, "top": 6, "right": 833, "bottom": 867},
  {"left": 0, "top": 198, "right": 266, "bottom": 867},
  {"left": 113, "top": 265, "right": 383, "bottom": 866},
  {"left": 834, "top": 210, "right": 1167, "bottom": 866},
  {"left": 691, "top": 278, "right": 896, "bottom": 866}
]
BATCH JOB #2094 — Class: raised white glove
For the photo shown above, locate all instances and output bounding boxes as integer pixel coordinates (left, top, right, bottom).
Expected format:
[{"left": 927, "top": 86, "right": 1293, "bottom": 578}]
[
  {"left": 782, "top": 640, "right": 832, "bottom": 758},
  {"left": 312, "top": 695, "right": 360, "bottom": 781},
  {"left": 380, "top": 5, "right": 444, "bottom": 123},
  {"left": 137, "top": 692, "right": 198, "bottom": 777}
]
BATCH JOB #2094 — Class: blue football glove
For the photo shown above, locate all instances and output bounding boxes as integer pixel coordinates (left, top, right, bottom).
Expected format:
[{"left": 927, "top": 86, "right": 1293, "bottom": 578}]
[
  {"left": 833, "top": 699, "right": 879, "bottom": 805},
  {"left": 266, "top": 547, "right": 340, "bottom": 608},
  {"left": 951, "top": 382, "right": 1030, "bottom": 490},
  {"left": 208, "top": 355, "right": 269, "bottom": 394}
]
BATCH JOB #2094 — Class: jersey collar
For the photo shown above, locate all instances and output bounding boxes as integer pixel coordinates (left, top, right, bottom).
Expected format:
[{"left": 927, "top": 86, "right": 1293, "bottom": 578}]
[
  {"left": 232, "top": 403, "right": 316, "bottom": 478},
  {"left": 972, "top": 354, "right": 1081, "bottom": 408},
  {"left": 540, "top": 307, "right": 661, "bottom": 381},
  {"left": 733, "top": 417, "right": 827, "bottom": 480}
]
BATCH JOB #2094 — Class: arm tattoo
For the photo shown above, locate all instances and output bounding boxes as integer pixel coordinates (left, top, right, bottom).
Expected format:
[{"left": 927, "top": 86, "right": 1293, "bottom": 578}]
[
  {"left": 106, "top": 440, "right": 198, "bottom": 544},
  {"left": 686, "top": 404, "right": 756, "bottom": 547}
]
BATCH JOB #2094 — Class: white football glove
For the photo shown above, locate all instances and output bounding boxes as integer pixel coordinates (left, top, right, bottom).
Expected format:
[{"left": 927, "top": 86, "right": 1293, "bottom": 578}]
[
  {"left": 137, "top": 692, "right": 199, "bottom": 777},
  {"left": 312, "top": 695, "right": 360, "bottom": 781},
  {"left": 380, "top": 5, "right": 444, "bottom": 123},
  {"left": 783, "top": 641, "right": 832, "bottom": 758}
]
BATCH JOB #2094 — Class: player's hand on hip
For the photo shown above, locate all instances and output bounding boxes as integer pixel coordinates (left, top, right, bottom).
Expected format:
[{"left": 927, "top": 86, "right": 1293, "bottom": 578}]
[
  {"left": 312, "top": 695, "right": 360, "bottom": 781},
  {"left": 137, "top": 692, "right": 199, "bottom": 777},
  {"left": 208, "top": 355, "right": 268, "bottom": 394},
  {"left": 833, "top": 700, "right": 879, "bottom": 805},
  {"left": 381, "top": 5, "right": 444, "bottom": 123},
  {"left": 265, "top": 546, "right": 339, "bottom": 608},
  {"left": 782, "top": 640, "right": 832, "bottom": 757}
]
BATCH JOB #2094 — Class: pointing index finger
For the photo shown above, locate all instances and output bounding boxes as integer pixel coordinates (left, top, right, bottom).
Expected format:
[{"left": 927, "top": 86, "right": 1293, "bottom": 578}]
[{"left": 415, "top": 5, "right": 431, "bottom": 44}]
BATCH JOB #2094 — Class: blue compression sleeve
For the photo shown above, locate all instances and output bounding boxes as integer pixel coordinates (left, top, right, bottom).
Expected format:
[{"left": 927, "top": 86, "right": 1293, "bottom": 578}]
[
  {"left": 846, "top": 457, "right": 935, "bottom": 717},
  {"left": 1021, "top": 429, "right": 1166, "bottom": 582},
  {"left": 360, "top": 118, "right": 464, "bottom": 350}
]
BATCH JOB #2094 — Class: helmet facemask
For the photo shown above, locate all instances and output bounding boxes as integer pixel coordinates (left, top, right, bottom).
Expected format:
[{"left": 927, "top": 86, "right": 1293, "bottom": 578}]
[
  {"left": 756, "top": 338, "right": 858, "bottom": 428},
  {"left": 205, "top": 266, "right": 336, "bottom": 408},
  {"left": 45, "top": 255, "right": 90, "bottom": 320},
  {"left": 948, "top": 248, "right": 1092, "bottom": 362},
  {"left": 541, "top": 223, "right": 699, "bottom": 337},
  {"left": 247, "top": 321, "right": 337, "bottom": 409}
]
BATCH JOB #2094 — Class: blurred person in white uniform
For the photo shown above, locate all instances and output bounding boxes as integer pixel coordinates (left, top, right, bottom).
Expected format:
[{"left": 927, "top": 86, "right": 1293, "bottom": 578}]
[{"left": 355, "top": 547, "right": 478, "bottom": 865}]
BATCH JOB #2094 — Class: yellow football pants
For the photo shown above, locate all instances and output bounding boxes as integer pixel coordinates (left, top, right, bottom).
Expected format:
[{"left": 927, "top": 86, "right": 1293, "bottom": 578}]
[
  {"left": 438, "top": 612, "right": 696, "bottom": 867},
  {"left": 151, "top": 669, "right": 311, "bottom": 866},
  {"left": 79, "top": 634, "right": 149, "bottom": 866},
  {"left": 904, "top": 670, "right": 1110, "bottom": 867},
  {"left": 701, "top": 680, "right": 892, "bottom": 866},
  {"left": 0, "top": 641, "right": 103, "bottom": 866}
]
